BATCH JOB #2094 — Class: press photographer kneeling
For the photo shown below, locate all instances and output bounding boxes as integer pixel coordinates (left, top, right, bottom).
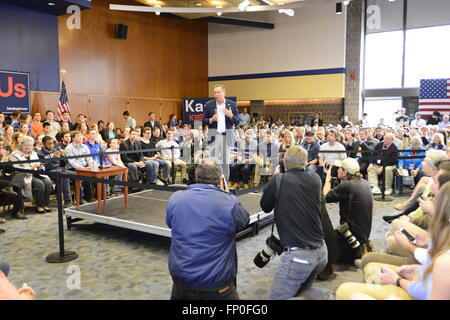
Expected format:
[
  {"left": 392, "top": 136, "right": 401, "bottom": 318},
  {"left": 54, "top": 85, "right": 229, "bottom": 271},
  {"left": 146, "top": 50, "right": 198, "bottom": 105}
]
[
  {"left": 260, "top": 146, "right": 328, "bottom": 300},
  {"left": 323, "top": 158, "right": 374, "bottom": 265}
]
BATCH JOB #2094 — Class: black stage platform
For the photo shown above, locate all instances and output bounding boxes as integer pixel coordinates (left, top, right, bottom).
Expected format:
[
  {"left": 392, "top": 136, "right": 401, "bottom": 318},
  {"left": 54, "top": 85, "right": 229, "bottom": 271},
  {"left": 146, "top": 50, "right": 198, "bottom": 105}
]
[{"left": 64, "top": 189, "right": 273, "bottom": 238}]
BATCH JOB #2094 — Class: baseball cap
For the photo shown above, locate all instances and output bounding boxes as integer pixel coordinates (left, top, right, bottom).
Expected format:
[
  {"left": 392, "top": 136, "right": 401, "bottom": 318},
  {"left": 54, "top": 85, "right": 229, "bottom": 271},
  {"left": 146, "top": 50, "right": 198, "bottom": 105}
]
[{"left": 333, "top": 158, "right": 360, "bottom": 174}]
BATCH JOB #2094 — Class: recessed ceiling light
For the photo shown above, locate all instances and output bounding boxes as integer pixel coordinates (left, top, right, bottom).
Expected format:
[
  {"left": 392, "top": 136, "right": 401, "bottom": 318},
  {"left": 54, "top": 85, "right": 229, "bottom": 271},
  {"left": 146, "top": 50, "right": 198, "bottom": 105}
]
[
  {"left": 194, "top": 2, "right": 202, "bottom": 6},
  {"left": 48, "top": 2, "right": 56, "bottom": 5}
]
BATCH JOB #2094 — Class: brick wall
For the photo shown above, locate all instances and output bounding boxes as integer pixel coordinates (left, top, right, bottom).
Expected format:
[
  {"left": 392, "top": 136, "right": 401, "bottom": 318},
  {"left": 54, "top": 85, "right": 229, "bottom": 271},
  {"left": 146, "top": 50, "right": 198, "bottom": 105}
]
[{"left": 243, "top": 98, "right": 344, "bottom": 125}]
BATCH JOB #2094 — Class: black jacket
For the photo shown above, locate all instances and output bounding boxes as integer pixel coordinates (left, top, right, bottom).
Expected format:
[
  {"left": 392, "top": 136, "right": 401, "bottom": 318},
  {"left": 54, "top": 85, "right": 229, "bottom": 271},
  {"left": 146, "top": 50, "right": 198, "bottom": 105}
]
[
  {"left": 143, "top": 120, "right": 161, "bottom": 130},
  {"left": 260, "top": 169, "right": 324, "bottom": 248},
  {"left": 100, "top": 129, "right": 117, "bottom": 142},
  {"left": 310, "top": 118, "right": 323, "bottom": 127},
  {"left": 372, "top": 142, "right": 398, "bottom": 167},
  {"left": 119, "top": 139, "right": 145, "bottom": 164}
]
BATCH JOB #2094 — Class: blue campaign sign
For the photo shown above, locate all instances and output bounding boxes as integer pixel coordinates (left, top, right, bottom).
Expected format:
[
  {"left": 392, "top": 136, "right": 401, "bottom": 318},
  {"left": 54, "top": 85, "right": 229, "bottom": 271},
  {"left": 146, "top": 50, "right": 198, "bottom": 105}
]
[
  {"left": 0, "top": 71, "right": 31, "bottom": 114},
  {"left": 183, "top": 97, "right": 237, "bottom": 125}
]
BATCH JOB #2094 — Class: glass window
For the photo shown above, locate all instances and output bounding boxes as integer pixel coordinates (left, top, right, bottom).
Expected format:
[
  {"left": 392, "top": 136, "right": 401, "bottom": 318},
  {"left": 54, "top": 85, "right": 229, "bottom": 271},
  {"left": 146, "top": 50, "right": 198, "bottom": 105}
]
[
  {"left": 364, "top": 31, "right": 404, "bottom": 89},
  {"left": 404, "top": 25, "right": 450, "bottom": 87},
  {"left": 363, "top": 97, "right": 403, "bottom": 126}
]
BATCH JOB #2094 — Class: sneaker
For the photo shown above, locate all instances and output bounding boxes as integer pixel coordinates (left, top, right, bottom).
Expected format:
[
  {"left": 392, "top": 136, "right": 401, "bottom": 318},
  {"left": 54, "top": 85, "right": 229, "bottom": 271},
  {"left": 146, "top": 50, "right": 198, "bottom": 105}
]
[
  {"left": 156, "top": 179, "right": 165, "bottom": 186},
  {"left": 354, "top": 259, "right": 362, "bottom": 269},
  {"left": 182, "top": 179, "right": 190, "bottom": 185},
  {"left": 372, "top": 187, "right": 381, "bottom": 195},
  {"left": 385, "top": 188, "right": 393, "bottom": 196},
  {"left": 64, "top": 202, "right": 73, "bottom": 208}
]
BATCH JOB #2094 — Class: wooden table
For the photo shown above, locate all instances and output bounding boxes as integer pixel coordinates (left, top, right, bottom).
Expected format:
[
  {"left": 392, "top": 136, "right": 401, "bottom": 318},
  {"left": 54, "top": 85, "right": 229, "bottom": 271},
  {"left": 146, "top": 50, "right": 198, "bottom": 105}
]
[{"left": 75, "top": 167, "right": 128, "bottom": 214}]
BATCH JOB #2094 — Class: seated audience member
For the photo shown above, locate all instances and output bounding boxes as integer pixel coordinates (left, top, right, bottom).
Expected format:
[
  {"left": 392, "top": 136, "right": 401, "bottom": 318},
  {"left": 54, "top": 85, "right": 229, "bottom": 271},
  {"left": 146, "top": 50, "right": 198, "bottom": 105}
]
[
  {"left": 319, "top": 129, "right": 347, "bottom": 174},
  {"left": 254, "top": 131, "right": 278, "bottom": 186},
  {"left": 10, "top": 132, "right": 24, "bottom": 153},
  {"left": 64, "top": 131, "right": 94, "bottom": 203},
  {"left": 3, "top": 125, "right": 14, "bottom": 149},
  {"left": 58, "top": 111, "right": 75, "bottom": 131},
  {"left": 438, "top": 114, "right": 449, "bottom": 129},
  {"left": 141, "top": 127, "right": 169, "bottom": 185},
  {"left": 103, "top": 138, "right": 125, "bottom": 196},
  {"left": 56, "top": 122, "right": 71, "bottom": 142},
  {"left": 261, "top": 146, "right": 328, "bottom": 300},
  {"left": 367, "top": 132, "right": 398, "bottom": 195},
  {"left": 42, "top": 122, "right": 55, "bottom": 139},
  {"left": 229, "top": 130, "right": 257, "bottom": 189},
  {"left": 0, "top": 155, "right": 25, "bottom": 220},
  {"left": 427, "top": 111, "right": 441, "bottom": 126},
  {"left": 323, "top": 157, "right": 374, "bottom": 265},
  {"left": 90, "top": 123, "right": 106, "bottom": 148},
  {"left": 37, "top": 136, "right": 72, "bottom": 208},
  {"left": 19, "top": 122, "right": 30, "bottom": 138},
  {"left": 85, "top": 129, "right": 103, "bottom": 165},
  {"left": 301, "top": 131, "right": 320, "bottom": 173},
  {"left": 278, "top": 130, "right": 295, "bottom": 173},
  {"left": 427, "top": 132, "right": 446, "bottom": 151},
  {"left": 9, "top": 136, "right": 52, "bottom": 214},
  {"left": 336, "top": 181, "right": 450, "bottom": 300},
  {"left": 155, "top": 130, "right": 188, "bottom": 185},
  {"left": 97, "top": 120, "right": 105, "bottom": 132},
  {"left": 100, "top": 122, "right": 117, "bottom": 142},
  {"left": 166, "top": 161, "right": 249, "bottom": 300},
  {"left": 44, "top": 110, "right": 60, "bottom": 138},
  {"left": 395, "top": 137, "right": 426, "bottom": 192},
  {"left": 76, "top": 122, "right": 89, "bottom": 143},
  {"left": 411, "top": 112, "right": 426, "bottom": 127},
  {"left": 384, "top": 150, "right": 448, "bottom": 222},
  {"left": 33, "top": 133, "right": 45, "bottom": 152},
  {"left": 120, "top": 129, "right": 160, "bottom": 185}
]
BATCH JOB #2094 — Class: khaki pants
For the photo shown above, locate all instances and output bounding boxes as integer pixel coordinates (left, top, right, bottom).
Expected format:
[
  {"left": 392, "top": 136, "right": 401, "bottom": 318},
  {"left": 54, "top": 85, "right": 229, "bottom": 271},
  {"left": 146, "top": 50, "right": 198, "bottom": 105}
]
[
  {"left": 383, "top": 219, "right": 430, "bottom": 257},
  {"left": 361, "top": 252, "right": 417, "bottom": 270},
  {"left": 165, "top": 159, "right": 187, "bottom": 181},
  {"left": 336, "top": 262, "right": 414, "bottom": 300},
  {"left": 253, "top": 161, "right": 273, "bottom": 185},
  {"left": 368, "top": 165, "right": 395, "bottom": 189}
]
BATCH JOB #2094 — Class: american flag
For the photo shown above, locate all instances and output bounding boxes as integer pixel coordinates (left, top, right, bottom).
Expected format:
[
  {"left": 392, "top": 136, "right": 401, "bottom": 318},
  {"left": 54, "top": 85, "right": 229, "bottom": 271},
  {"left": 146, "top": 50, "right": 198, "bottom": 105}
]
[
  {"left": 56, "top": 81, "right": 71, "bottom": 121},
  {"left": 418, "top": 78, "right": 450, "bottom": 117}
]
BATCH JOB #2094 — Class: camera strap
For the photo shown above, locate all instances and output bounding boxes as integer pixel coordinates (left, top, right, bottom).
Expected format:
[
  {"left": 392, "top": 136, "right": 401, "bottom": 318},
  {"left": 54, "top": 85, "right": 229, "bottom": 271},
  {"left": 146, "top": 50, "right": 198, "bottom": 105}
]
[{"left": 271, "top": 172, "right": 284, "bottom": 236}]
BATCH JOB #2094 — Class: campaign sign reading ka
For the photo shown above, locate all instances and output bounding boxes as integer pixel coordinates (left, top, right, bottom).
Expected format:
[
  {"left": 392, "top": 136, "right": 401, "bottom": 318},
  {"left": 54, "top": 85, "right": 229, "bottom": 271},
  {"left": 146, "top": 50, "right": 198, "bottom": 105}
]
[
  {"left": 183, "top": 97, "right": 237, "bottom": 125},
  {"left": 0, "top": 71, "right": 31, "bottom": 113}
]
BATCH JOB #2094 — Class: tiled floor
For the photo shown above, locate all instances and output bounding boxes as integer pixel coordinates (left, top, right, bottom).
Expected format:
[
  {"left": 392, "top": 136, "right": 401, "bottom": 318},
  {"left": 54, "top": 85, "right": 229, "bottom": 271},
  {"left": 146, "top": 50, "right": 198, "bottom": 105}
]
[{"left": 0, "top": 192, "right": 408, "bottom": 300}]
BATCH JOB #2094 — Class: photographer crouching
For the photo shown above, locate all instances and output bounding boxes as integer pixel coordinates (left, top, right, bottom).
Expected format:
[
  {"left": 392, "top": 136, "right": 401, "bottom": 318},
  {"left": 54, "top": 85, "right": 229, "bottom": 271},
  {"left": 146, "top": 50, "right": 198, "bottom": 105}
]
[
  {"left": 323, "top": 158, "right": 374, "bottom": 266},
  {"left": 260, "top": 146, "right": 328, "bottom": 300}
]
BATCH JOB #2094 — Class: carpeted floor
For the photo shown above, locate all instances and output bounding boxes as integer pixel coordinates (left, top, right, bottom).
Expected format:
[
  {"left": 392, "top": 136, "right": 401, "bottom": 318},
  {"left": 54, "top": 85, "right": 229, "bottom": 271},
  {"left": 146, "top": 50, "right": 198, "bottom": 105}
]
[{"left": 0, "top": 191, "right": 409, "bottom": 300}]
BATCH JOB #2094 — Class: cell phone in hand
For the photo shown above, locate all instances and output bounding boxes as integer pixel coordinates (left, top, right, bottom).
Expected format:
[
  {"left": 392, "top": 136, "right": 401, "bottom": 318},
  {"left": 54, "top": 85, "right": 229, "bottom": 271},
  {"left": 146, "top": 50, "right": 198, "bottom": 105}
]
[{"left": 399, "top": 228, "right": 415, "bottom": 242}]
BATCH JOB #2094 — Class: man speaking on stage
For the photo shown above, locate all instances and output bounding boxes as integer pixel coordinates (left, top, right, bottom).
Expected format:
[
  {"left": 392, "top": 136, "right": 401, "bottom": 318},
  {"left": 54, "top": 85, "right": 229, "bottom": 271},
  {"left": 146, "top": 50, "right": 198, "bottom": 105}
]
[{"left": 203, "top": 84, "right": 240, "bottom": 179}]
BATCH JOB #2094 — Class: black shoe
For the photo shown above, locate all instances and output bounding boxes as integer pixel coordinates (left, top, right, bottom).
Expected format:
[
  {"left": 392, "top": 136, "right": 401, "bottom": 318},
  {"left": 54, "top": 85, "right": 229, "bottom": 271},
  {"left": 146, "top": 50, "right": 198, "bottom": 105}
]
[
  {"left": 0, "top": 228, "right": 5, "bottom": 234},
  {"left": 35, "top": 208, "right": 46, "bottom": 214},
  {"left": 182, "top": 179, "right": 190, "bottom": 185},
  {"left": 382, "top": 214, "right": 401, "bottom": 224},
  {"left": 64, "top": 202, "right": 73, "bottom": 208},
  {"left": 12, "top": 212, "right": 28, "bottom": 219},
  {"left": 44, "top": 208, "right": 52, "bottom": 213},
  {"left": 163, "top": 180, "right": 169, "bottom": 186}
]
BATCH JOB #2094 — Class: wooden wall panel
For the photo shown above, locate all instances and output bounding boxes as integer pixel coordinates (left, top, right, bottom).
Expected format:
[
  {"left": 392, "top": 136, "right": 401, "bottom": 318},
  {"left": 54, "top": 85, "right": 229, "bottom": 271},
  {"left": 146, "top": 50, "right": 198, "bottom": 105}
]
[
  {"left": 56, "top": 0, "right": 208, "bottom": 125},
  {"left": 88, "top": 96, "right": 111, "bottom": 125},
  {"left": 109, "top": 97, "right": 129, "bottom": 129}
]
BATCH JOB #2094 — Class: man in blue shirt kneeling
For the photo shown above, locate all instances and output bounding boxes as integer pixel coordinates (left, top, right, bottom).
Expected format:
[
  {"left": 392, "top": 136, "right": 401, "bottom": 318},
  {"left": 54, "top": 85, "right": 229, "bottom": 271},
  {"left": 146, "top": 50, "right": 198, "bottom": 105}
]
[{"left": 166, "top": 160, "right": 250, "bottom": 300}]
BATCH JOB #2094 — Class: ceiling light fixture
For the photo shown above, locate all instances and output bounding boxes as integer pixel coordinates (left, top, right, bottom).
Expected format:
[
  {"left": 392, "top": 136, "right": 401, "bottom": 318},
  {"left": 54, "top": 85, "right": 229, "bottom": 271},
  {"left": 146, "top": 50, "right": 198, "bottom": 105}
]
[
  {"left": 216, "top": 5, "right": 222, "bottom": 16},
  {"left": 336, "top": 2, "right": 342, "bottom": 14},
  {"left": 278, "top": 8, "right": 294, "bottom": 16},
  {"left": 342, "top": 0, "right": 350, "bottom": 5},
  {"left": 194, "top": 2, "right": 202, "bottom": 6},
  {"left": 48, "top": 2, "right": 56, "bottom": 5},
  {"left": 238, "top": 0, "right": 250, "bottom": 11}
]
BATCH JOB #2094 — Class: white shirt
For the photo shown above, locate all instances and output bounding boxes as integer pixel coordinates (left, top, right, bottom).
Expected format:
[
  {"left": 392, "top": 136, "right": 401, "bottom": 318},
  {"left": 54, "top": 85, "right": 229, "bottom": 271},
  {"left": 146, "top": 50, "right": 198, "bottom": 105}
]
[
  {"left": 155, "top": 139, "right": 180, "bottom": 160},
  {"left": 411, "top": 119, "right": 426, "bottom": 127},
  {"left": 216, "top": 100, "right": 226, "bottom": 134}
]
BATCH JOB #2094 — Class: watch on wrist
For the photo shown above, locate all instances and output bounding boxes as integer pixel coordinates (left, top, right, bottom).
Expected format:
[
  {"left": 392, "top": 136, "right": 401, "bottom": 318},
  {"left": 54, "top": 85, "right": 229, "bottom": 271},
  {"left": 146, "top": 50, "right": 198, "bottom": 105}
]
[{"left": 396, "top": 277, "right": 403, "bottom": 287}]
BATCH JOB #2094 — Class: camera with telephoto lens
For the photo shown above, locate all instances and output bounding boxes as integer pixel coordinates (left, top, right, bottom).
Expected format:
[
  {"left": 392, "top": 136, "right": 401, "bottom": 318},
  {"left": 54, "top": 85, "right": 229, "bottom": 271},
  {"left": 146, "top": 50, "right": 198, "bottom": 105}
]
[
  {"left": 325, "top": 162, "right": 340, "bottom": 178},
  {"left": 336, "top": 222, "right": 360, "bottom": 250},
  {"left": 253, "top": 235, "right": 284, "bottom": 268}
]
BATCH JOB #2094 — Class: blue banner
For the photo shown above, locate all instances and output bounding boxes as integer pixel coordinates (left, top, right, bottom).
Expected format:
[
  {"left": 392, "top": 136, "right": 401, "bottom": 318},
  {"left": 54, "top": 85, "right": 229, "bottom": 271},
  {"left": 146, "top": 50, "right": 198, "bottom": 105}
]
[
  {"left": 0, "top": 71, "right": 31, "bottom": 113},
  {"left": 183, "top": 97, "right": 237, "bottom": 125}
]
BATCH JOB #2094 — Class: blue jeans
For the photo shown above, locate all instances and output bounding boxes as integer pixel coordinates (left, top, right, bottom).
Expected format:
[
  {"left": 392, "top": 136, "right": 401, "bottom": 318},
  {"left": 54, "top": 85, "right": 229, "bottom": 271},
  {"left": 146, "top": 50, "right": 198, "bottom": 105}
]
[
  {"left": 270, "top": 244, "right": 328, "bottom": 300},
  {"left": 155, "top": 159, "right": 169, "bottom": 181},
  {"left": 0, "top": 260, "right": 10, "bottom": 276},
  {"left": 144, "top": 160, "right": 159, "bottom": 183},
  {"left": 49, "top": 169, "right": 72, "bottom": 203},
  {"left": 306, "top": 164, "right": 317, "bottom": 173}
]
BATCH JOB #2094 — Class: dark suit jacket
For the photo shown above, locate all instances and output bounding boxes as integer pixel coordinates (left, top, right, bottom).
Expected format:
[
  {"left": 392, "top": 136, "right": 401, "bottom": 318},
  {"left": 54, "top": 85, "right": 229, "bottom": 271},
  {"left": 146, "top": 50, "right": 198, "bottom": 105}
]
[
  {"left": 202, "top": 98, "right": 240, "bottom": 145},
  {"left": 143, "top": 120, "right": 161, "bottom": 130},
  {"left": 100, "top": 129, "right": 117, "bottom": 142},
  {"left": 310, "top": 118, "right": 323, "bottom": 127},
  {"left": 119, "top": 139, "right": 145, "bottom": 164}
]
